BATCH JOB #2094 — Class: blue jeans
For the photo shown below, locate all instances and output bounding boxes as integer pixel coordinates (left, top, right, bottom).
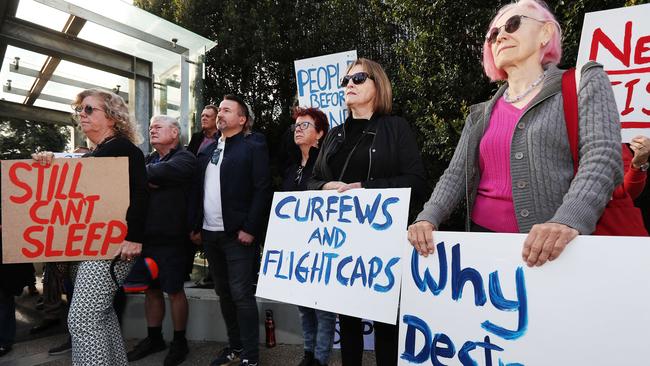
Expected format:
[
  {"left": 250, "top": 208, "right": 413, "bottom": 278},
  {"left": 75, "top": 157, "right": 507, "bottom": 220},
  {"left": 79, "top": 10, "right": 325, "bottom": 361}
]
[
  {"left": 298, "top": 306, "right": 336, "bottom": 364},
  {"left": 203, "top": 230, "right": 259, "bottom": 363},
  {"left": 0, "top": 290, "right": 16, "bottom": 348}
]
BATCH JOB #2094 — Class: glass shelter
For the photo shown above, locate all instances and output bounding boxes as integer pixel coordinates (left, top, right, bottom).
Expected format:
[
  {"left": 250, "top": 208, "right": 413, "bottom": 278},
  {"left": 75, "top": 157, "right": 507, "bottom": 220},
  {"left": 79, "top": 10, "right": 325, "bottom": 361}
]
[{"left": 0, "top": 0, "right": 216, "bottom": 152}]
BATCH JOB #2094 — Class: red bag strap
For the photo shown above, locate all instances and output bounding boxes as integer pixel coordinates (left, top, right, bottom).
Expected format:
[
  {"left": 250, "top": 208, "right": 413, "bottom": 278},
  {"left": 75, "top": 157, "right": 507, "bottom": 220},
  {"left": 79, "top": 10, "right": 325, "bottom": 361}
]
[{"left": 562, "top": 68, "right": 579, "bottom": 174}]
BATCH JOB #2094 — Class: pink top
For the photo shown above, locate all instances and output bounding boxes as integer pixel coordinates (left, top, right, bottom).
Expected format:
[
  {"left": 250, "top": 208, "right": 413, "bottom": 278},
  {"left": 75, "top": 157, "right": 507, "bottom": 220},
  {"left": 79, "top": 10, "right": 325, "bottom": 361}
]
[{"left": 471, "top": 98, "right": 525, "bottom": 233}]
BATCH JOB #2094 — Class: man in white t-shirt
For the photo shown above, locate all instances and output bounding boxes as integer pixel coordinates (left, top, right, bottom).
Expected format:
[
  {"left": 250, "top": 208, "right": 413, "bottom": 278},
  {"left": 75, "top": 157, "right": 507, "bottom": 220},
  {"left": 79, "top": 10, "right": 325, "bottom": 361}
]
[{"left": 190, "top": 94, "right": 271, "bottom": 366}]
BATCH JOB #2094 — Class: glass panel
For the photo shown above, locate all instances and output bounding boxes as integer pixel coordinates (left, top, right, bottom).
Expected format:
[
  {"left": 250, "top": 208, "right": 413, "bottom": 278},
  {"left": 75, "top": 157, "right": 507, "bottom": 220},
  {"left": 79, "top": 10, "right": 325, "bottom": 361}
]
[{"left": 16, "top": 0, "right": 69, "bottom": 32}]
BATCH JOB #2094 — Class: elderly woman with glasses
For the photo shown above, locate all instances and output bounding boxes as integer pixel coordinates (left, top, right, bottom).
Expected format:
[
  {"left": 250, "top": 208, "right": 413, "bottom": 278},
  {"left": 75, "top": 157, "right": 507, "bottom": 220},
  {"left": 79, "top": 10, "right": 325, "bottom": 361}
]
[
  {"left": 281, "top": 107, "right": 332, "bottom": 366},
  {"left": 308, "top": 58, "right": 427, "bottom": 366},
  {"left": 408, "top": 0, "right": 623, "bottom": 266},
  {"left": 32, "top": 88, "right": 147, "bottom": 365}
]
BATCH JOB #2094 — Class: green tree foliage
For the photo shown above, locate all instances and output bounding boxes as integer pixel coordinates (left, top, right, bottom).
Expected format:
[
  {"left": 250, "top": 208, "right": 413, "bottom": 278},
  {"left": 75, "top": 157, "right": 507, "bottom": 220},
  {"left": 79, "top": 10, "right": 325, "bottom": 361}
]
[
  {"left": 136, "top": 0, "right": 647, "bottom": 228},
  {"left": 0, "top": 119, "right": 69, "bottom": 159}
]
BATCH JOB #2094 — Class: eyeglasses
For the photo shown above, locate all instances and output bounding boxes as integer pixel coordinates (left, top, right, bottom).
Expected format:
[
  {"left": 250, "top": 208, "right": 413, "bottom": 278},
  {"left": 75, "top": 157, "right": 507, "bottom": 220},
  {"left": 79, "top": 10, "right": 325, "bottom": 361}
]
[
  {"left": 291, "top": 121, "right": 315, "bottom": 132},
  {"left": 73, "top": 105, "right": 105, "bottom": 116},
  {"left": 486, "top": 15, "right": 545, "bottom": 44},
  {"left": 340, "top": 72, "right": 374, "bottom": 88},
  {"left": 211, "top": 147, "right": 223, "bottom": 165}
]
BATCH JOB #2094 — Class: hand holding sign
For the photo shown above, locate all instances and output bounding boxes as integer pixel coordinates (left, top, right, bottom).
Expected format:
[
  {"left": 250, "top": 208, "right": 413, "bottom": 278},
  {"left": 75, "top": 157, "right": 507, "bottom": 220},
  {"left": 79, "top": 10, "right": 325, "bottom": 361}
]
[{"left": 407, "top": 221, "right": 436, "bottom": 257}]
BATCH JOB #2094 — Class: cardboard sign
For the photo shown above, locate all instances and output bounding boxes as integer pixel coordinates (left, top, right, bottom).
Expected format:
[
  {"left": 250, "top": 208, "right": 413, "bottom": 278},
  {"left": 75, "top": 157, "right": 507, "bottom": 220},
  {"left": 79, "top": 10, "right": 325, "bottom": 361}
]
[
  {"left": 294, "top": 50, "right": 357, "bottom": 128},
  {"left": 256, "top": 188, "right": 411, "bottom": 324},
  {"left": 576, "top": 3, "right": 650, "bottom": 142},
  {"left": 1, "top": 157, "right": 130, "bottom": 263},
  {"left": 398, "top": 232, "right": 650, "bottom": 365}
]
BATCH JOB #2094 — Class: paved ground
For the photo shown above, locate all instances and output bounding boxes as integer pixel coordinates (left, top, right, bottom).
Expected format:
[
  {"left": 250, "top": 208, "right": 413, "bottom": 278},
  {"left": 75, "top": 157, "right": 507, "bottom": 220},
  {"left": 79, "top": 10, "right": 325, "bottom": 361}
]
[{"left": 0, "top": 284, "right": 377, "bottom": 366}]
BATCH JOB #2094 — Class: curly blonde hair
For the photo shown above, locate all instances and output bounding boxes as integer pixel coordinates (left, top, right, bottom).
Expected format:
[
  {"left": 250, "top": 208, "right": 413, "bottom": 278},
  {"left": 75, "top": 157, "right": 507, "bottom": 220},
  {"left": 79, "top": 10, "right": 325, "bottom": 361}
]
[{"left": 72, "top": 88, "right": 142, "bottom": 144}]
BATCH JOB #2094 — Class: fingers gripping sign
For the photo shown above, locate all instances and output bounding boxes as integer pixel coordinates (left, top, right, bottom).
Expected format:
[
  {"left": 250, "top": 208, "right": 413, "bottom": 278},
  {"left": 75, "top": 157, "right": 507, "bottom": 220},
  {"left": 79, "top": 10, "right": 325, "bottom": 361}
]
[
  {"left": 522, "top": 223, "right": 578, "bottom": 267},
  {"left": 407, "top": 221, "right": 436, "bottom": 257}
]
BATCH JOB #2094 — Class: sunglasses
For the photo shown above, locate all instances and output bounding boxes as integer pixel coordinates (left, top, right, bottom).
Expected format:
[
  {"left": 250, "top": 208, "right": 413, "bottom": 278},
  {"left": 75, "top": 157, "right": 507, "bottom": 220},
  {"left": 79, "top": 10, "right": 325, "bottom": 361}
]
[
  {"left": 486, "top": 15, "right": 544, "bottom": 44},
  {"left": 73, "top": 105, "right": 105, "bottom": 116},
  {"left": 291, "top": 121, "right": 315, "bottom": 132},
  {"left": 340, "top": 72, "right": 374, "bottom": 88}
]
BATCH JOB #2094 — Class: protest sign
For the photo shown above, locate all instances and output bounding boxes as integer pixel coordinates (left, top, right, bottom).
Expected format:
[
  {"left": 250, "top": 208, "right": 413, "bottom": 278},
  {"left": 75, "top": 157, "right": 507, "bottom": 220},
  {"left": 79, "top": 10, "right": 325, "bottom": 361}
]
[
  {"left": 294, "top": 50, "right": 357, "bottom": 128},
  {"left": 256, "top": 188, "right": 410, "bottom": 324},
  {"left": 1, "top": 157, "right": 129, "bottom": 263},
  {"left": 576, "top": 3, "right": 650, "bottom": 142},
  {"left": 398, "top": 231, "right": 650, "bottom": 365}
]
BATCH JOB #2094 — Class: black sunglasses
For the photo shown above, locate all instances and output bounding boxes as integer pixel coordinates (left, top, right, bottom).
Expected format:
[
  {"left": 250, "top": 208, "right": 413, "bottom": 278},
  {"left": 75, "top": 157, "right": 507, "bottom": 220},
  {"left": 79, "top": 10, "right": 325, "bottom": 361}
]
[
  {"left": 73, "top": 105, "right": 105, "bottom": 116},
  {"left": 291, "top": 121, "right": 315, "bottom": 132},
  {"left": 340, "top": 72, "right": 374, "bottom": 88},
  {"left": 486, "top": 15, "right": 544, "bottom": 44}
]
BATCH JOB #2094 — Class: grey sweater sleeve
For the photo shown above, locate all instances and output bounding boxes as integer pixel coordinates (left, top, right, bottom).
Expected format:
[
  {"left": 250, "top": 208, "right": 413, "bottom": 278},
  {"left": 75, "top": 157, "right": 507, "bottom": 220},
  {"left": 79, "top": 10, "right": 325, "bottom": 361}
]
[
  {"left": 414, "top": 114, "right": 474, "bottom": 227},
  {"left": 549, "top": 65, "right": 623, "bottom": 234}
]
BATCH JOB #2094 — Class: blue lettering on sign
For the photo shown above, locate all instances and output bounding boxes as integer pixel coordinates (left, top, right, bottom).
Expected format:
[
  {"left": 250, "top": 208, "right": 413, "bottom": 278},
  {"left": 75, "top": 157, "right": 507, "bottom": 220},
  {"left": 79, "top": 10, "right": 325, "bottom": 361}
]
[
  {"left": 273, "top": 193, "right": 399, "bottom": 231},
  {"left": 401, "top": 315, "right": 517, "bottom": 366},
  {"left": 403, "top": 241, "right": 529, "bottom": 365},
  {"left": 307, "top": 226, "right": 346, "bottom": 249},
  {"left": 409, "top": 244, "right": 528, "bottom": 341},
  {"left": 261, "top": 249, "right": 399, "bottom": 294},
  {"left": 296, "top": 63, "right": 341, "bottom": 97}
]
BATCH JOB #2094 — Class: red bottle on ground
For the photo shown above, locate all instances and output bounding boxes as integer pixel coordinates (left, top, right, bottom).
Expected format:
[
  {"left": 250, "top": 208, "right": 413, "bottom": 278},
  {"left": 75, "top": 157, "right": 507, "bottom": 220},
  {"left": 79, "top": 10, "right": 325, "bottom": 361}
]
[{"left": 265, "top": 309, "right": 276, "bottom": 348}]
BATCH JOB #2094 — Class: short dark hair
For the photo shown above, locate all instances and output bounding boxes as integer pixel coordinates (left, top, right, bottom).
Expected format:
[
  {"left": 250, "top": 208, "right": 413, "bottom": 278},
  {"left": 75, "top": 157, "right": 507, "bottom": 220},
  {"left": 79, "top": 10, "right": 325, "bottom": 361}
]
[
  {"left": 223, "top": 94, "right": 252, "bottom": 134},
  {"left": 203, "top": 104, "right": 218, "bottom": 115},
  {"left": 292, "top": 106, "right": 329, "bottom": 146}
]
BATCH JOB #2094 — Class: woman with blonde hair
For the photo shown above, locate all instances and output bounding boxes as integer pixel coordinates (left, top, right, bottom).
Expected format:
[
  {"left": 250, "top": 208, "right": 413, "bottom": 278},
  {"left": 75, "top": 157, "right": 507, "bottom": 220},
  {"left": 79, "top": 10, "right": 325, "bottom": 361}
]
[{"left": 33, "top": 88, "right": 147, "bottom": 365}]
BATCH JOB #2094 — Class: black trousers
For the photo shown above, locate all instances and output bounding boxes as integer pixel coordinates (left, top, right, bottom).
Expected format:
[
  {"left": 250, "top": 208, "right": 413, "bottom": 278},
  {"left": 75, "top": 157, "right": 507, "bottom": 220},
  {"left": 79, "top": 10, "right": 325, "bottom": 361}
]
[{"left": 339, "top": 314, "right": 398, "bottom": 366}]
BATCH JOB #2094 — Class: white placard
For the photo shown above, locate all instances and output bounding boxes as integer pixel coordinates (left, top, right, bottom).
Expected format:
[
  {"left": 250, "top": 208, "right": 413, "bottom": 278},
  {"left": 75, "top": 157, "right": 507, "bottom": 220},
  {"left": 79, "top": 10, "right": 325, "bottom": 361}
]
[
  {"left": 398, "top": 231, "right": 650, "bottom": 365},
  {"left": 294, "top": 50, "right": 357, "bottom": 128},
  {"left": 576, "top": 4, "right": 650, "bottom": 142},
  {"left": 256, "top": 188, "right": 410, "bottom": 324}
]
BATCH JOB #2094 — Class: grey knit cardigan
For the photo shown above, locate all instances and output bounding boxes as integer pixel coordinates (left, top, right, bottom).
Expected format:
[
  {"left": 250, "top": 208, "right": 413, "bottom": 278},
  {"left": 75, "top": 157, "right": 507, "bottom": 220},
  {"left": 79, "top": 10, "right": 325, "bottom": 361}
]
[{"left": 415, "top": 62, "right": 623, "bottom": 234}]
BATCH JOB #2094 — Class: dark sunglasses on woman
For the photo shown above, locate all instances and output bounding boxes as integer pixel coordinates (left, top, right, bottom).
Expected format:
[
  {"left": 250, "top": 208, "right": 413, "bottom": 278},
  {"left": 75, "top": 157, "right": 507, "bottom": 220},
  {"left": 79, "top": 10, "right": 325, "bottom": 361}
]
[
  {"left": 73, "top": 105, "right": 104, "bottom": 116},
  {"left": 340, "top": 72, "right": 374, "bottom": 88},
  {"left": 486, "top": 14, "right": 545, "bottom": 44}
]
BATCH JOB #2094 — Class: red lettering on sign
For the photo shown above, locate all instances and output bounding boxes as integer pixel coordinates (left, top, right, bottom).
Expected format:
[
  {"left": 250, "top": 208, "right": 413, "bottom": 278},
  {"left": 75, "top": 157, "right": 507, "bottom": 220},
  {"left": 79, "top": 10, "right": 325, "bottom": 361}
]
[
  {"left": 64, "top": 223, "right": 85, "bottom": 257},
  {"left": 101, "top": 220, "right": 127, "bottom": 255},
  {"left": 590, "top": 21, "right": 632, "bottom": 67},
  {"left": 33, "top": 163, "right": 47, "bottom": 201},
  {"left": 43, "top": 226, "right": 62, "bottom": 257},
  {"left": 83, "top": 195, "right": 100, "bottom": 223},
  {"left": 83, "top": 222, "right": 105, "bottom": 256},
  {"left": 54, "top": 163, "right": 69, "bottom": 200},
  {"left": 9, "top": 162, "right": 32, "bottom": 204},
  {"left": 622, "top": 78, "right": 641, "bottom": 115},
  {"left": 22, "top": 226, "right": 44, "bottom": 258},
  {"left": 28, "top": 201, "right": 49, "bottom": 225},
  {"left": 641, "top": 81, "right": 650, "bottom": 116},
  {"left": 634, "top": 35, "right": 650, "bottom": 65},
  {"left": 68, "top": 163, "right": 83, "bottom": 199}
]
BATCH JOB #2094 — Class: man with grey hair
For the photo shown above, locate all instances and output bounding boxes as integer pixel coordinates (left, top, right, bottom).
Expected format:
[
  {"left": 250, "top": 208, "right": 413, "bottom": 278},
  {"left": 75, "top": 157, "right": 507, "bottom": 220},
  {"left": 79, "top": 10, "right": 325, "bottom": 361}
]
[{"left": 126, "top": 115, "right": 196, "bottom": 366}]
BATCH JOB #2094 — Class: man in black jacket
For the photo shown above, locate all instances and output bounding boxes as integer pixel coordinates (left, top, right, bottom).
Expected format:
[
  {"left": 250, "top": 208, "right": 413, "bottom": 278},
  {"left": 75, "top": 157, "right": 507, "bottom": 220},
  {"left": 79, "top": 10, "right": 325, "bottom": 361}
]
[
  {"left": 190, "top": 95, "right": 271, "bottom": 366},
  {"left": 127, "top": 115, "right": 196, "bottom": 366}
]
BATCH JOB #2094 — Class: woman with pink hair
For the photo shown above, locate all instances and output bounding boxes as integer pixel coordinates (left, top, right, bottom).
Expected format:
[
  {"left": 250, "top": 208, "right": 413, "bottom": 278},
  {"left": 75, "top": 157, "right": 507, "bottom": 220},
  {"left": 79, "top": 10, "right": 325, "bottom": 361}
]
[{"left": 408, "top": 0, "right": 623, "bottom": 265}]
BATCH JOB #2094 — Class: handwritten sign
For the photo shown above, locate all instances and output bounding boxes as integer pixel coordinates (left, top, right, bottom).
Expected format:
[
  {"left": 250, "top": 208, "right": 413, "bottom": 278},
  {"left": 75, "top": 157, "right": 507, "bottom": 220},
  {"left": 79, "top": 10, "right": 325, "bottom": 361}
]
[
  {"left": 398, "top": 232, "right": 650, "bottom": 365},
  {"left": 255, "top": 188, "right": 410, "bottom": 324},
  {"left": 576, "top": 3, "right": 650, "bottom": 142},
  {"left": 294, "top": 50, "right": 357, "bottom": 128},
  {"left": 1, "top": 157, "right": 129, "bottom": 263}
]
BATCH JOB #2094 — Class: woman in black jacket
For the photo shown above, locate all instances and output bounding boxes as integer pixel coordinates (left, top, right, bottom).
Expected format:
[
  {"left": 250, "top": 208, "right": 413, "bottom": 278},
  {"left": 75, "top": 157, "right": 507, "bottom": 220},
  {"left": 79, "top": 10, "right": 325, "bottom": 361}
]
[
  {"left": 308, "top": 58, "right": 426, "bottom": 366},
  {"left": 33, "top": 88, "right": 147, "bottom": 366}
]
